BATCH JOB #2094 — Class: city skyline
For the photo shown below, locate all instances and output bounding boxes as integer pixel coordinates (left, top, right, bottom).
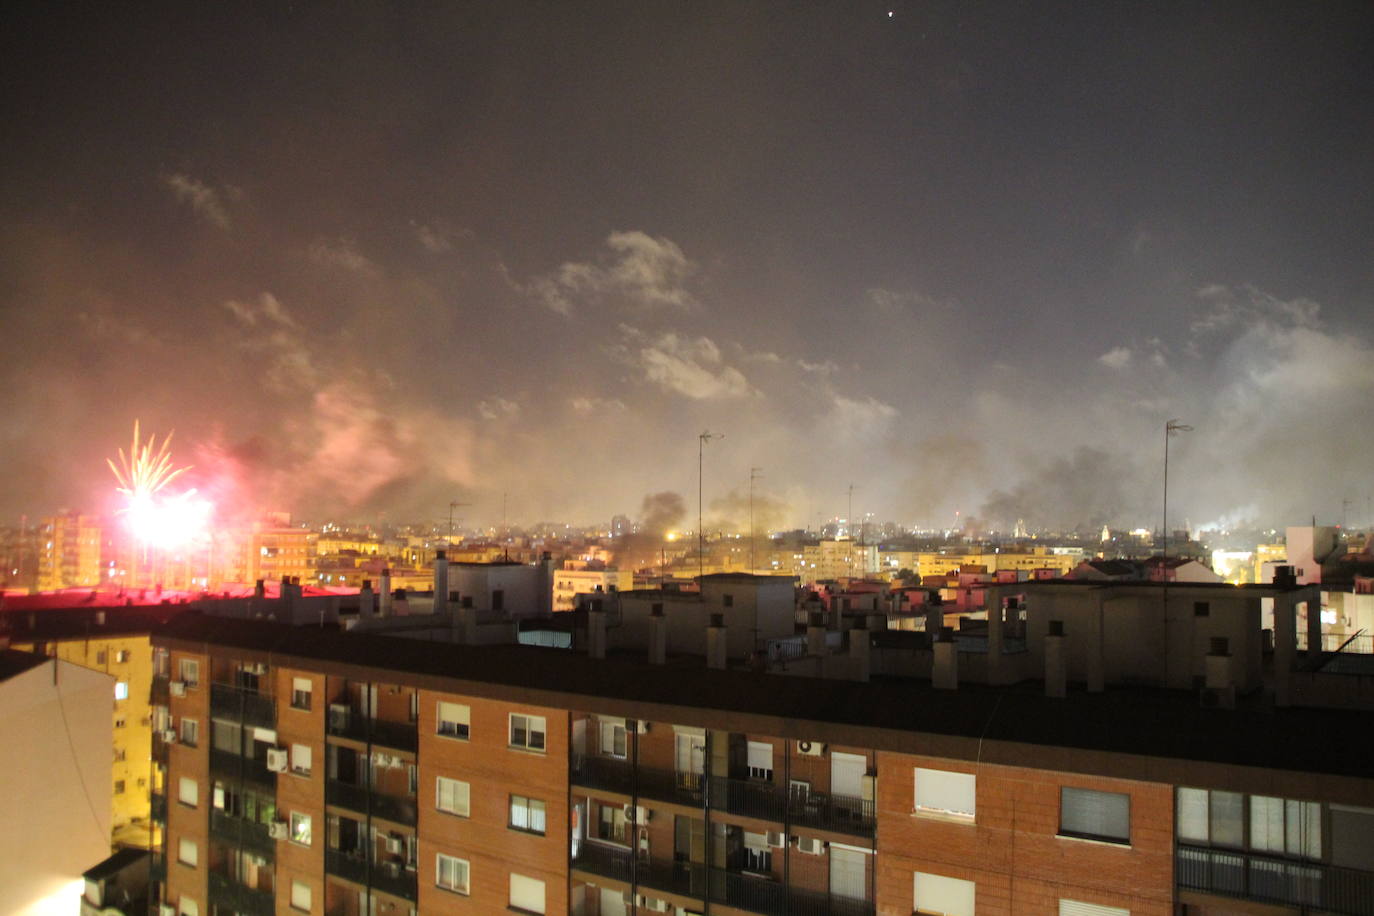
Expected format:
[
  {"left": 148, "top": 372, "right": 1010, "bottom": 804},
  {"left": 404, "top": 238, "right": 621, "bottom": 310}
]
[{"left": 3, "top": 2, "right": 1372, "bottom": 532}]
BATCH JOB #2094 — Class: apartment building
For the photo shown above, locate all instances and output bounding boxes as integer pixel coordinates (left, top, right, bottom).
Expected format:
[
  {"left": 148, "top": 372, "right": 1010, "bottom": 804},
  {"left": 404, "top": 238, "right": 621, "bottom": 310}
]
[{"left": 149, "top": 611, "right": 1374, "bottom": 916}]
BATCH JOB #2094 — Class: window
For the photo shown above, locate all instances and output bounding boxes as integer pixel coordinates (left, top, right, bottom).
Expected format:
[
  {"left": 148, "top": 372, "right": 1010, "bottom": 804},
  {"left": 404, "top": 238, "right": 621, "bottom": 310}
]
[
  {"left": 1193, "top": 601, "right": 1210, "bottom": 617},
  {"left": 114, "top": 681, "right": 129, "bottom": 701},
  {"left": 598, "top": 802, "right": 628, "bottom": 842},
  {"left": 1252, "top": 796, "right": 1321, "bottom": 858},
  {"left": 115, "top": 719, "right": 126, "bottom": 730},
  {"left": 510, "top": 795, "right": 547, "bottom": 834},
  {"left": 115, "top": 649, "right": 130, "bottom": 664},
  {"left": 436, "top": 854, "right": 469, "bottom": 894},
  {"left": 1059, "top": 901, "right": 1129, "bottom": 916},
  {"left": 178, "top": 777, "right": 198, "bottom": 807},
  {"left": 114, "top": 779, "right": 125, "bottom": 795},
  {"left": 437, "top": 702, "right": 470, "bottom": 740},
  {"left": 291, "top": 677, "right": 312, "bottom": 710},
  {"left": 1178, "top": 788, "right": 1321, "bottom": 859},
  {"left": 723, "top": 594, "right": 734, "bottom": 607},
  {"left": 180, "top": 718, "right": 199, "bottom": 747},
  {"left": 96, "top": 650, "right": 107, "bottom": 665},
  {"left": 510, "top": 713, "right": 546, "bottom": 751},
  {"left": 178, "top": 658, "right": 200, "bottom": 687},
  {"left": 744, "top": 831, "right": 772, "bottom": 873},
  {"left": 1060, "top": 787, "right": 1130, "bottom": 845},
  {"left": 913, "top": 871, "right": 974, "bottom": 916},
  {"left": 600, "top": 719, "right": 627, "bottom": 758},
  {"left": 291, "top": 743, "right": 312, "bottom": 776},
  {"left": 178, "top": 837, "right": 198, "bottom": 867},
  {"left": 915, "top": 768, "right": 976, "bottom": 821},
  {"left": 492, "top": 589, "right": 505, "bottom": 611},
  {"left": 290, "top": 812, "right": 312, "bottom": 845},
  {"left": 747, "top": 741, "right": 774, "bottom": 781},
  {"left": 290, "top": 880, "right": 311, "bottom": 912},
  {"left": 437, "top": 777, "right": 470, "bottom": 816},
  {"left": 178, "top": 899, "right": 198, "bottom": 916},
  {"left": 509, "top": 873, "right": 545, "bottom": 914}
]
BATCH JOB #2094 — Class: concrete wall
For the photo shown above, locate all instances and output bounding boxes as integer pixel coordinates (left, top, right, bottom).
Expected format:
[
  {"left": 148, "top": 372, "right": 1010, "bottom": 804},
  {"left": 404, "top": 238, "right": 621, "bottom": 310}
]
[{"left": 1, "top": 658, "right": 114, "bottom": 915}]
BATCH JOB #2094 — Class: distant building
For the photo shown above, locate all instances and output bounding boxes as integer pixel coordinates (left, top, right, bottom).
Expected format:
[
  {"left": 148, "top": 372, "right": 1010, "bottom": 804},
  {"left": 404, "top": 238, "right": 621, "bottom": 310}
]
[
  {"left": 552, "top": 566, "right": 632, "bottom": 612},
  {"left": 38, "top": 511, "right": 105, "bottom": 591}
]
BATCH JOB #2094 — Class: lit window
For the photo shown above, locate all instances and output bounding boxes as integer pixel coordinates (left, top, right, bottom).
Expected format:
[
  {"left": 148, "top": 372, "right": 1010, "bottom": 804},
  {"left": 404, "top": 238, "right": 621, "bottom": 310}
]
[
  {"left": 291, "top": 743, "right": 312, "bottom": 776},
  {"left": 290, "top": 880, "right": 311, "bottom": 912},
  {"left": 437, "top": 777, "right": 470, "bottom": 817},
  {"left": 436, "top": 854, "right": 469, "bottom": 894},
  {"left": 914, "top": 871, "right": 974, "bottom": 916},
  {"left": 291, "top": 677, "right": 312, "bottom": 710},
  {"left": 178, "top": 899, "right": 198, "bottom": 916},
  {"left": 1060, "top": 787, "right": 1130, "bottom": 845},
  {"left": 1058, "top": 900, "right": 1129, "bottom": 916},
  {"left": 600, "top": 719, "right": 626, "bottom": 758},
  {"left": 744, "top": 831, "right": 772, "bottom": 873},
  {"left": 114, "top": 682, "right": 129, "bottom": 701},
  {"left": 115, "top": 649, "right": 130, "bottom": 664},
  {"left": 178, "top": 777, "right": 198, "bottom": 807},
  {"left": 509, "top": 873, "right": 545, "bottom": 914},
  {"left": 437, "top": 701, "right": 470, "bottom": 740},
  {"left": 178, "top": 659, "right": 200, "bottom": 687},
  {"left": 915, "top": 768, "right": 976, "bottom": 821},
  {"left": 178, "top": 837, "right": 198, "bottom": 867},
  {"left": 180, "top": 718, "right": 199, "bottom": 747},
  {"left": 509, "top": 795, "right": 546, "bottom": 835},
  {"left": 290, "top": 812, "right": 312, "bottom": 846},
  {"left": 747, "top": 741, "right": 774, "bottom": 782},
  {"left": 509, "top": 713, "right": 546, "bottom": 752}
]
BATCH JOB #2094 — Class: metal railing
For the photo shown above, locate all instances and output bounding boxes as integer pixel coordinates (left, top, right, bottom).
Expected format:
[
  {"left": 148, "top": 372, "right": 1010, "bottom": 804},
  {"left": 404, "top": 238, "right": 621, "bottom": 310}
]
[
  {"left": 210, "top": 682, "right": 277, "bottom": 728},
  {"left": 209, "top": 748, "right": 277, "bottom": 788},
  {"left": 638, "top": 858, "right": 709, "bottom": 900},
  {"left": 1177, "top": 845, "right": 1374, "bottom": 915},
  {"left": 207, "top": 870, "right": 275, "bottom": 916},
  {"left": 209, "top": 809, "right": 276, "bottom": 859},
  {"left": 570, "top": 841, "right": 633, "bottom": 882},
  {"left": 326, "top": 706, "right": 419, "bottom": 752},
  {"left": 149, "top": 792, "right": 166, "bottom": 822},
  {"left": 787, "top": 790, "right": 875, "bottom": 838},
  {"left": 150, "top": 673, "right": 170, "bottom": 706},
  {"left": 323, "top": 848, "right": 417, "bottom": 902},
  {"left": 325, "top": 778, "right": 418, "bottom": 826},
  {"left": 570, "top": 753, "right": 635, "bottom": 794}
]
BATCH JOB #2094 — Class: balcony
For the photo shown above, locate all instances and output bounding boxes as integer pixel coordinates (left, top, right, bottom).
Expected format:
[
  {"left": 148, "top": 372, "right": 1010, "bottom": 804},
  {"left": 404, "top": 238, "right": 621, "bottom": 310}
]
[
  {"left": 787, "top": 791, "right": 875, "bottom": 838},
  {"left": 326, "top": 705, "right": 418, "bottom": 752},
  {"left": 788, "top": 886, "right": 875, "bottom": 916},
  {"left": 207, "top": 870, "right": 275, "bottom": 916},
  {"left": 211, "top": 683, "right": 277, "bottom": 729},
  {"left": 708, "top": 774, "right": 787, "bottom": 822},
  {"left": 570, "top": 753, "right": 635, "bottom": 795},
  {"left": 711, "top": 869, "right": 786, "bottom": 914},
  {"left": 637, "top": 766, "right": 706, "bottom": 808},
  {"left": 324, "top": 849, "right": 417, "bottom": 902},
  {"left": 570, "top": 841, "right": 633, "bottom": 882},
  {"left": 150, "top": 673, "right": 170, "bottom": 706},
  {"left": 1178, "top": 845, "right": 1374, "bottom": 916},
  {"left": 209, "top": 748, "right": 277, "bottom": 789},
  {"left": 149, "top": 852, "right": 166, "bottom": 883},
  {"left": 149, "top": 792, "right": 166, "bottom": 823},
  {"left": 638, "top": 858, "right": 708, "bottom": 901},
  {"left": 325, "top": 779, "right": 418, "bottom": 827},
  {"left": 210, "top": 809, "right": 276, "bottom": 859}
]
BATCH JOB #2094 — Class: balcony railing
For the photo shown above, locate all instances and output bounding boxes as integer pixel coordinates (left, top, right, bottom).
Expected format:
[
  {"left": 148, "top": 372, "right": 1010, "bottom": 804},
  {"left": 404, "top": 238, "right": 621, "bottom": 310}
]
[
  {"left": 149, "top": 852, "right": 166, "bottom": 883},
  {"left": 788, "top": 885, "right": 875, "bottom": 916},
  {"left": 712, "top": 869, "right": 786, "bottom": 914},
  {"left": 787, "top": 790, "right": 875, "bottom": 838},
  {"left": 207, "top": 870, "right": 275, "bottom": 916},
  {"left": 209, "top": 809, "right": 276, "bottom": 859},
  {"left": 1177, "top": 845, "right": 1374, "bottom": 916},
  {"left": 150, "top": 673, "right": 170, "bottom": 706},
  {"left": 325, "top": 778, "right": 418, "bottom": 826},
  {"left": 326, "top": 706, "right": 419, "bottom": 752},
  {"left": 708, "top": 774, "right": 787, "bottom": 822},
  {"left": 571, "top": 841, "right": 633, "bottom": 882},
  {"left": 209, "top": 748, "right": 277, "bottom": 788},
  {"left": 570, "top": 753, "right": 635, "bottom": 795},
  {"left": 211, "top": 683, "right": 277, "bottom": 728},
  {"left": 323, "top": 849, "right": 417, "bottom": 902},
  {"left": 639, "top": 858, "right": 709, "bottom": 900},
  {"left": 637, "top": 767, "right": 706, "bottom": 808},
  {"left": 149, "top": 792, "right": 166, "bottom": 823}
]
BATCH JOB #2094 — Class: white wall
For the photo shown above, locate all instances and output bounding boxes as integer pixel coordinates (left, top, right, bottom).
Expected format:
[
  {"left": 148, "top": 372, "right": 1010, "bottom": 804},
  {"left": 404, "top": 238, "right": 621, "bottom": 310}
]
[{"left": 0, "top": 658, "right": 113, "bottom": 914}]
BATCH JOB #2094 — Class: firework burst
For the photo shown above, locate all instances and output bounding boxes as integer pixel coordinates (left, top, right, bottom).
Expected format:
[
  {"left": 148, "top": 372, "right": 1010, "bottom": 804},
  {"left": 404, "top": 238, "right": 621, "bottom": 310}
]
[{"left": 109, "top": 420, "right": 210, "bottom": 549}]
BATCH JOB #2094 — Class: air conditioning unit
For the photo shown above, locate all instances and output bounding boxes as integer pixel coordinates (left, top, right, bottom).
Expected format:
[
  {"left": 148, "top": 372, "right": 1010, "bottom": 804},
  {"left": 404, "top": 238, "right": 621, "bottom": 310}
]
[
  {"left": 766, "top": 830, "right": 786, "bottom": 848},
  {"left": 623, "top": 804, "right": 650, "bottom": 824},
  {"left": 385, "top": 833, "right": 404, "bottom": 854},
  {"left": 796, "top": 740, "right": 825, "bottom": 757},
  {"left": 160, "top": 729, "right": 177, "bottom": 744},
  {"left": 795, "top": 836, "right": 826, "bottom": 855},
  {"left": 268, "top": 820, "right": 289, "bottom": 840},
  {"left": 265, "top": 748, "right": 289, "bottom": 772},
  {"left": 170, "top": 681, "right": 186, "bottom": 697},
  {"left": 632, "top": 719, "right": 651, "bottom": 734}
]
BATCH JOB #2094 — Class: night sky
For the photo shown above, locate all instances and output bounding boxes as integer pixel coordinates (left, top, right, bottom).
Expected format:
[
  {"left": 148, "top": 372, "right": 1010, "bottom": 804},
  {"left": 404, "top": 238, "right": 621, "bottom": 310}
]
[{"left": 3, "top": 1, "right": 1372, "bottom": 532}]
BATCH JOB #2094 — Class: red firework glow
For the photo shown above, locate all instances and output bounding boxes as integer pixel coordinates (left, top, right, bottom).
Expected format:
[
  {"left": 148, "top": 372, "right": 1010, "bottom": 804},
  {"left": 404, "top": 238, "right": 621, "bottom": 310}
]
[{"left": 108, "top": 420, "right": 212, "bottom": 550}]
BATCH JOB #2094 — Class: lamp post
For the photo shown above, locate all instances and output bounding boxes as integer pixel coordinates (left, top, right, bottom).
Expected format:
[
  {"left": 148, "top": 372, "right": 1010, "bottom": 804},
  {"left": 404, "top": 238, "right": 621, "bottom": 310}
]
[{"left": 698, "top": 431, "right": 722, "bottom": 582}]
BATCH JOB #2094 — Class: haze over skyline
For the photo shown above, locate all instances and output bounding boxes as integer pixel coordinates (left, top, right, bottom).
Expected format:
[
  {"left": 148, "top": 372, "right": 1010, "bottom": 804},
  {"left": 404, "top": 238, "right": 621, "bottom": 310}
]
[{"left": 3, "top": 2, "right": 1372, "bottom": 533}]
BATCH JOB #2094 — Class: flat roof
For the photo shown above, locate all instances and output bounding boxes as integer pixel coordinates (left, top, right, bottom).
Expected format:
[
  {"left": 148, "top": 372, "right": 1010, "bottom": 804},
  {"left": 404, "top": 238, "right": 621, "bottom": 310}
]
[{"left": 153, "top": 612, "right": 1374, "bottom": 802}]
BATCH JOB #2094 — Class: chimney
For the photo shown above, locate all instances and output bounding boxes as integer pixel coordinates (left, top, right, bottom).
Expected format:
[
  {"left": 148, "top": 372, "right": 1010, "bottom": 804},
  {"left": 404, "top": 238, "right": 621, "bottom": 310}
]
[
  {"left": 359, "top": 580, "right": 375, "bottom": 620},
  {"left": 706, "top": 613, "right": 727, "bottom": 669},
  {"left": 1044, "top": 620, "right": 1067, "bottom": 698},
  {"left": 588, "top": 606, "right": 608, "bottom": 660},
  {"left": 254, "top": 579, "right": 265, "bottom": 600},
  {"left": 379, "top": 568, "right": 393, "bottom": 617},
  {"left": 925, "top": 606, "right": 943, "bottom": 636},
  {"left": 933, "top": 626, "right": 958, "bottom": 690},
  {"left": 807, "top": 612, "right": 827, "bottom": 656},
  {"left": 433, "top": 550, "right": 449, "bottom": 618},
  {"left": 1204, "top": 636, "right": 1236, "bottom": 709},
  {"left": 648, "top": 606, "right": 667, "bottom": 665},
  {"left": 849, "top": 619, "right": 871, "bottom": 682}
]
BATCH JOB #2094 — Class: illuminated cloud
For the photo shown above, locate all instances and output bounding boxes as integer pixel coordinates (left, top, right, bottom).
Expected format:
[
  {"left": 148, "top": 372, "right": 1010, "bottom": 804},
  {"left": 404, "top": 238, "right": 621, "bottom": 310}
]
[
  {"left": 162, "top": 173, "right": 233, "bottom": 228},
  {"left": 530, "top": 231, "right": 696, "bottom": 315},
  {"left": 308, "top": 237, "right": 376, "bottom": 274},
  {"left": 621, "top": 327, "right": 755, "bottom": 400},
  {"left": 477, "top": 397, "right": 521, "bottom": 420},
  {"left": 1097, "top": 346, "right": 1133, "bottom": 369}
]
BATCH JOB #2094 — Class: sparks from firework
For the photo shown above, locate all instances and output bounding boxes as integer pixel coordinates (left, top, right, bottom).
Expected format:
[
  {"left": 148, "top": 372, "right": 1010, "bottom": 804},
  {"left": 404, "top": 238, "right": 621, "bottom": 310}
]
[{"left": 108, "top": 420, "right": 211, "bottom": 549}]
